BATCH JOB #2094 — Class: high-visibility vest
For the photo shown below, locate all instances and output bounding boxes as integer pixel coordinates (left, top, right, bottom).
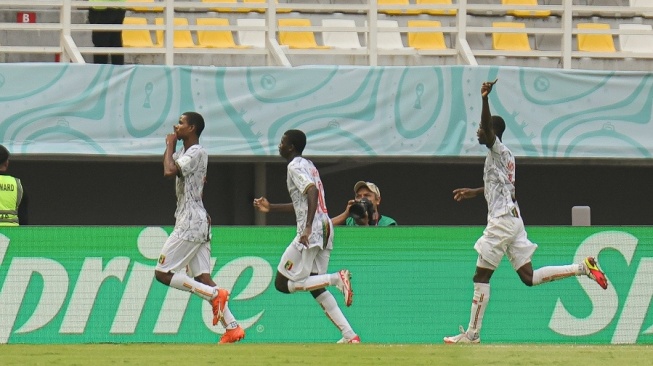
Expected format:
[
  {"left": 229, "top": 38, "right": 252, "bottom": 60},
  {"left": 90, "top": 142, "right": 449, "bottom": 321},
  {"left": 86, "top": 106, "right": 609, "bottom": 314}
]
[
  {"left": 0, "top": 175, "right": 22, "bottom": 226},
  {"left": 90, "top": 0, "right": 125, "bottom": 11}
]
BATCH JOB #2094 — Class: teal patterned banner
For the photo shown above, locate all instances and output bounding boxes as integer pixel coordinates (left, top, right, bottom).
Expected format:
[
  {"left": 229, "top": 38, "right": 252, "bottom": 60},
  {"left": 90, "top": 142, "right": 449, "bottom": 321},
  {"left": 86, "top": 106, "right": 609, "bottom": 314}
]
[{"left": 1, "top": 64, "right": 651, "bottom": 158}]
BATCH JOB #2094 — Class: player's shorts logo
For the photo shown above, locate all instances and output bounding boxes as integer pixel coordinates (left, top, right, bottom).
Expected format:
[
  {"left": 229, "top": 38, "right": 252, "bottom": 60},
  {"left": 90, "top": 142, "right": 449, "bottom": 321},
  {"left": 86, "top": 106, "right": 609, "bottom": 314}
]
[
  {"left": 158, "top": 254, "right": 166, "bottom": 264},
  {"left": 284, "top": 260, "right": 293, "bottom": 271}
]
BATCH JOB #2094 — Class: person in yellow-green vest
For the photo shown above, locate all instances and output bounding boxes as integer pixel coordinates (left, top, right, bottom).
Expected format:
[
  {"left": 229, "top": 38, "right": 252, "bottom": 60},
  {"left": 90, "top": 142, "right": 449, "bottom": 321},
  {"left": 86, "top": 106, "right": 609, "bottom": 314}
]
[
  {"left": 0, "top": 145, "right": 28, "bottom": 226},
  {"left": 88, "top": 0, "right": 126, "bottom": 64}
]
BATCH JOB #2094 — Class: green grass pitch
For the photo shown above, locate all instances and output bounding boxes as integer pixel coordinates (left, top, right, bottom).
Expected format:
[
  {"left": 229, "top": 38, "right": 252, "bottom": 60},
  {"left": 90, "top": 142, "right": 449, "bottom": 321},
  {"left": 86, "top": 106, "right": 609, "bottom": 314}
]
[{"left": 2, "top": 344, "right": 653, "bottom": 366}]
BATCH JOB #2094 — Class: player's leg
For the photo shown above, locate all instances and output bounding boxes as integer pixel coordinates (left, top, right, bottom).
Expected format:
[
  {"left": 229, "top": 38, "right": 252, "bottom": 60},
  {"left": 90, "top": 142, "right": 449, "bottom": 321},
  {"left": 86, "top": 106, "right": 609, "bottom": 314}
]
[
  {"left": 189, "top": 242, "right": 242, "bottom": 337},
  {"left": 310, "top": 248, "right": 359, "bottom": 343},
  {"left": 275, "top": 243, "right": 343, "bottom": 294},
  {"left": 154, "top": 236, "right": 228, "bottom": 324},
  {"left": 508, "top": 219, "right": 606, "bottom": 289},
  {"left": 445, "top": 219, "right": 506, "bottom": 344}
]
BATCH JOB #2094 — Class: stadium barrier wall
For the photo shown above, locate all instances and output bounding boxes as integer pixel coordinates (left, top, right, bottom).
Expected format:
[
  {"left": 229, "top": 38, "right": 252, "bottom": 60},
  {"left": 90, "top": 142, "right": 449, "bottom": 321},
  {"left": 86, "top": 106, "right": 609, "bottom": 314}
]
[
  {"left": 1, "top": 64, "right": 652, "bottom": 160},
  {"left": 0, "top": 226, "right": 651, "bottom": 344}
]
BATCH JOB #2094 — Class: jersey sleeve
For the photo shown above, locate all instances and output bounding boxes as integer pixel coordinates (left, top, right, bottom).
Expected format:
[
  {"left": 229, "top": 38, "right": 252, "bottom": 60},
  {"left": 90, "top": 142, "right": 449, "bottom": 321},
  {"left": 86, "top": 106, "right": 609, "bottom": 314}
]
[
  {"left": 288, "top": 163, "right": 314, "bottom": 194},
  {"left": 175, "top": 146, "right": 204, "bottom": 178}
]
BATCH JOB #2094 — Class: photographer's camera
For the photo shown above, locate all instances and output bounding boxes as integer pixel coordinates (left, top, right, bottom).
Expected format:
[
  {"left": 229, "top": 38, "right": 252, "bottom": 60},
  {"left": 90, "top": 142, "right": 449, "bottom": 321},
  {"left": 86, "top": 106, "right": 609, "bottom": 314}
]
[{"left": 348, "top": 198, "right": 376, "bottom": 225}]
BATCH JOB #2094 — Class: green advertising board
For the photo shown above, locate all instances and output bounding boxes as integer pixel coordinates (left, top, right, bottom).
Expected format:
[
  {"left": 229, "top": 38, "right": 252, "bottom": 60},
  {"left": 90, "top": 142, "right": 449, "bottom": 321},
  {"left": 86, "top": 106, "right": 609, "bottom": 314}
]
[{"left": 0, "top": 226, "right": 651, "bottom": 344}]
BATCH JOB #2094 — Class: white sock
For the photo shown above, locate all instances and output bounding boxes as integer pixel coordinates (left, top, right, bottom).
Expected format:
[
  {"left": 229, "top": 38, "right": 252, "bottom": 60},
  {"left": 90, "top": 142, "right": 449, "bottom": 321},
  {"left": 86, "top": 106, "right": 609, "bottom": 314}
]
[
  {"left": 220, "top": 303, "right": 238, "bottom": 330},
  {"left": 169, "top": 272, "right": 216, "bottom": 301},
  {"left": 467, "top": 282, "right": 490, "bottom": 338},
  {"left": 315, "top": 291, "right": 355, "bottom": 339},
  {"left": 288, "top": 273, "right": 338, "bottom": 293},
  {"left": 532, "top": 264, "right": 584, "bottom": 286}
]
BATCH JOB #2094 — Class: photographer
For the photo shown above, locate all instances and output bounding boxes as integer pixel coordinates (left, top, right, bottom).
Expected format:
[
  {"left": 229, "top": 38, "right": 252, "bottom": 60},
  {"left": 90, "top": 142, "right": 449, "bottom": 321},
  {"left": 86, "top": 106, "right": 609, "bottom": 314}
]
[{"left": 331, "top": 181, "right": 397, "bottom": 226}]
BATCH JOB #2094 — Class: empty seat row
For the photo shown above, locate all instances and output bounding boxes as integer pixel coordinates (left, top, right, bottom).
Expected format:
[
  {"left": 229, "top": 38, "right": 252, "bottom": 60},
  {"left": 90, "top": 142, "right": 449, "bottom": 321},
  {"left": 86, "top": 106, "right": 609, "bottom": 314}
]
[
  {"left": 492, "top": 21, "right": 653, "bottom": 53},
  {"left": 122, "top": 17, "right": 451, "bottom": 50}
]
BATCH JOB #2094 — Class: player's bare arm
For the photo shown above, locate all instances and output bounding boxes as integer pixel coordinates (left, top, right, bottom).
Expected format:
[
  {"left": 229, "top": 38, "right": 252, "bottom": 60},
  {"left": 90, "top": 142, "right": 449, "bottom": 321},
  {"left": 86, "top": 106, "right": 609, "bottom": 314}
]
[
  {"left": 480, "top": 79, "right": 497, "bottom": 148},
  {"left": 253, "top": 197, "right": 294, "bottom": 213},
  {"left": 299, "top": 185, "right": 318, "bottom": 246},
  {"left": 163, "top": 133, "right": 179, "bottom": 178},
  {"left": 453, "top": 187, "right": 484, "bottom": 201}
]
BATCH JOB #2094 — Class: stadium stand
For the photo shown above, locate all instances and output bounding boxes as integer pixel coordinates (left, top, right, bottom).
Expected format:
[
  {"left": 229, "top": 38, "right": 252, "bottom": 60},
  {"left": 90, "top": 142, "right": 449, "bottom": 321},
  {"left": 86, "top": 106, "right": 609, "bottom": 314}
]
[
  {"left": 492, "top": 21, "right": 532, "bottom": 51},
  {"left": 155, "top": 17, "right": 198, "bottom": 48},
  {"left": 618, "top": 23, "right": 653, "bottom": 53},
  {"left": 196, "top": 18, "right": 250, "bottom": 48},
  {"left": 122, "top": 17, "right": 157, "bottom": 48},
  {"left": 278, "top": 18, "right": 330, "bottom": 49},
  {"left": 2, "top": 0, "right": 653, "bottom": 69},
  {"left": 576, "top": 22, "right": 616, "bottom": 52},
  {"left": 407, "top": 20, "right": 448, "bottom": 50}
]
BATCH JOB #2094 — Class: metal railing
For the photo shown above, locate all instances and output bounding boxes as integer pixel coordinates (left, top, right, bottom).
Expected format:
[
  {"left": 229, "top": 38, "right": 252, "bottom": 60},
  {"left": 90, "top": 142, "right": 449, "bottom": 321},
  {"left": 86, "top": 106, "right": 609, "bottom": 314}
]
[{"left": 1, "top": 0, "right": 652, "bottom": 68}]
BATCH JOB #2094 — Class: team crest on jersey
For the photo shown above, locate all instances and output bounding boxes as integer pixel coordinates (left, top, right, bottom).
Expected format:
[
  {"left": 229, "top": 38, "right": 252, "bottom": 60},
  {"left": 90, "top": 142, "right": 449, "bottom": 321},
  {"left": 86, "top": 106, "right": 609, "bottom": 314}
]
[
  {"left": 158, "top": 254, "right": 166, "bottom": 264},
  {"left": 284, "top": 260, "right": 294, "bottom": 271}
]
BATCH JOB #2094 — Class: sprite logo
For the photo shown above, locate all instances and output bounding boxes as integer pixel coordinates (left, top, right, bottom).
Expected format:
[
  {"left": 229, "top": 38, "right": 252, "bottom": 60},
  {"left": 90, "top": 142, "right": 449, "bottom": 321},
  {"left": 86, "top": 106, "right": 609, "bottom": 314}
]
[{"left": 0, "top": 227, "right": 274, "bottom": 343}]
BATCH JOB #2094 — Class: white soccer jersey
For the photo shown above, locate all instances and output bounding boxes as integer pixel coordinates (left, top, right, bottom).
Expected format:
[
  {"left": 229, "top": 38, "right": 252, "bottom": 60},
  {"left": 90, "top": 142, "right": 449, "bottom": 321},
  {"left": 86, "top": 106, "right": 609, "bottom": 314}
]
[
  {"left": 171, "top": 144, "right": 210, "bottom": 243},
  {"left": 286, "top": 156, "right": 333, "bottom": 250},
  {"left": 483, "top": 138, "right": 517, "bottom": 218}
]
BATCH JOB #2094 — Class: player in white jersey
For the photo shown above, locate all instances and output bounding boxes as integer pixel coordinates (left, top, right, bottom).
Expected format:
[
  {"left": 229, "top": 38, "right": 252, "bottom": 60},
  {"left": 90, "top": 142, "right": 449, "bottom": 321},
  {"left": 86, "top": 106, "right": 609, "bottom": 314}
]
[
  {"left": 154, "top": 112, "right": 245, "bottom": 344},
  {"left": 443, "top": 81, "right": 608, "bottom": 344},
  {"left": 253, "top": 129, "right": 360, "bottom": 343}
]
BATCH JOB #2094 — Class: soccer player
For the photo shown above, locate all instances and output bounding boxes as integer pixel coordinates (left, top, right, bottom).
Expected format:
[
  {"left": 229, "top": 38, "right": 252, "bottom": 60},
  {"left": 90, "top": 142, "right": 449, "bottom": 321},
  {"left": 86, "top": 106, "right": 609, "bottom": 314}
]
[
  {"left": 154, "top": 112, "right": 245, "bottom": 344},
  {"left": 443, "top": 81, "right": 608, "bottom": 344},
  {"left": 253, "top": 129, "right": 360, "bottom": 343}
]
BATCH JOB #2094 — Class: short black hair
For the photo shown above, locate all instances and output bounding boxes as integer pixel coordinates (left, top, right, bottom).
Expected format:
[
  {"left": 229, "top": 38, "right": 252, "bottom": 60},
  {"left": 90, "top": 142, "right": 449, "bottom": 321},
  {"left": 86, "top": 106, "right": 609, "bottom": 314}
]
[
  {"left": 284, "top": 129, "right": 306, "bottom": 154},
  {"left": 491, "top": 116, "right": 506, "bottom": 141},
  {"left": 183, "top": 112, "right": 205, "bottom": 137},
  {"left": 0, "top": 145, "right": 9, "bottom": 165}
]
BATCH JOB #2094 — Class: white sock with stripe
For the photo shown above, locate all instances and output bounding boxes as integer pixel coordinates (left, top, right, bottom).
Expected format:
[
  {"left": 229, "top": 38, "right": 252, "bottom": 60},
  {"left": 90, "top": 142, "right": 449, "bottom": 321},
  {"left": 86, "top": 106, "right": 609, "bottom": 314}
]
[
  {"left": 315, "top": 291, "right": 355, "bottom": 339},
  {"left": 220, "top": 303, "right": 238, "bottom": 330},
  {"left": 287, "top": 273, "right": 338, "bottom": 293},
  {"left": 467, "top": 282, "right": 490, "bottom": 338},
  {"left": 532, "top": 264, "right": 584, "bottom": 286},
  {"left": 169, "top": 272, "right": 216, "bottom": 301}
]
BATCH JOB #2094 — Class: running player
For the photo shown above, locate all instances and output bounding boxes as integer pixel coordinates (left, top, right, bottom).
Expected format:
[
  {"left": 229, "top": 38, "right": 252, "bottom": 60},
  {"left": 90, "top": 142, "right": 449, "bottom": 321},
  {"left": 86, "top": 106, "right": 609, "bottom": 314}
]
[
  {"left": 253, "top": 129, "right": 360, "bottom": 343},
  {"left": 443, "top": 81, "right": 608, "bottom": 344},
  {"left": 154, "top": 112, "right": 245, "bottom": 344}
]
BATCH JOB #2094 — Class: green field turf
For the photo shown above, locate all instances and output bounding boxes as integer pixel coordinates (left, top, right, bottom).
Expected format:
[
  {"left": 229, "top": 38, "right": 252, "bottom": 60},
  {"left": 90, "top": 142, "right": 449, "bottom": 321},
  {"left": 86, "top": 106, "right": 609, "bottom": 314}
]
[{"left": 2, "top": 344, "right": 651, "bottom": 366}]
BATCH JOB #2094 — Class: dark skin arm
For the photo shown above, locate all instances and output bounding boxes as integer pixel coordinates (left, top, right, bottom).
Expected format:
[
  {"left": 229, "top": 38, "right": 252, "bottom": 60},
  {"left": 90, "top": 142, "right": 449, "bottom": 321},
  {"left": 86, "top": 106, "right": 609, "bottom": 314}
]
[
  {"left": 163, "top": 133, "right": 179, "bottom": 178},
  {"left": 480, "top": 79, "right": 498, "bottom": 148}
]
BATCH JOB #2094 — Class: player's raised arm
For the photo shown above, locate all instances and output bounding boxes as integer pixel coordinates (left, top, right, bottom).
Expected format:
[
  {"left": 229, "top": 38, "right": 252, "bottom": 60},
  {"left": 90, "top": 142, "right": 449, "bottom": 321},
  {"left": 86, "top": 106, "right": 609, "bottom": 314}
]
[
  {"left": 163, "top": 133, "right": 179, "bottom": 178},
  {"left": 453, "top": 187, "right": 484, "bottom": 202},
  {"left": 480, "top": 79, "right": 497, "bottom": 148}
]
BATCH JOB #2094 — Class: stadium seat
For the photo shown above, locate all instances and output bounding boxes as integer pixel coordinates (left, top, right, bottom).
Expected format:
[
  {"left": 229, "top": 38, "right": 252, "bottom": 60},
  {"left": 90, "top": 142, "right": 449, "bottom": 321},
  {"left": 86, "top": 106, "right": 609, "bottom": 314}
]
[
  {"left": 122, "top": 17, "right": 157, "bottom": 48},
  {"left": 576, "top": 23, "right": 616, "bottom": 52},
  {"left": 127, "top": 0, "right": 163, "bottom": 12},
  {"left": 196, "top": 18, "right": 250, "bottom": 48},
  {"left": 155, "top": 18, "right": 198, "bottom": 48},
  {"left": 416, "top": 0, "right": 457, "bottom": 16},
  {"left": 378, "top": 0, "right": 420, "bottom": 15},
  {"left": 278, "top": 18, "right": 330, "bottom": 49},
  {"left": 236, "top": 18, "right": 266, "bottom": 48},
  {"left": 492, "top": 22, "right": 531, "bottom": 51},
  {"left": 242, "top": 0, "right": 291, "bottom": 13},
  {"left": 502, "top": 0, "right": 551, "bottom": 18},
  {"left": 618, "top": 23, "right": 653, "bottom": 53},
  {"left": 321, "top": 19, "right": 362, "bottom": 49},
  {"left": 371, "top": 20, "right": 409, "bottom": 50},
  {"left": 407, "top": 20, "right": 448, "bottom": 50}
]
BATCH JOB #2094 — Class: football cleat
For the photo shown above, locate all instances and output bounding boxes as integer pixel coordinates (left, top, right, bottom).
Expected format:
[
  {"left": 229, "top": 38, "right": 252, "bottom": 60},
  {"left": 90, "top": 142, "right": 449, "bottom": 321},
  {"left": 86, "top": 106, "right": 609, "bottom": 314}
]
[
  {"left": 584, "top": 257, "right": 608, "bottom": 290},
  {"left": 337, "top": 335, "right": 361, "bottom": 344},
  {"left": 219, "top": 325, "right": 245, "bottom": 344},
  {"left": 444, "top": 325, "right": 480, "bottom": 344},
  {"left": 211, "top": 289, "right": 229, "bottom": 326},
  {"left": 336, "top": 269, "right": 354, "bottom": 307}
]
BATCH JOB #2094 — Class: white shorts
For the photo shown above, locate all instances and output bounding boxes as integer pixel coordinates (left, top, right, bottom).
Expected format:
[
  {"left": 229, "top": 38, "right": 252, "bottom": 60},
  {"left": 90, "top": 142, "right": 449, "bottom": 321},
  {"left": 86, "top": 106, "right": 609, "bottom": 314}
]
[
  {"left": 277, "top": 242, "right": 332, "bottom": 282},
  {"left": 474, "top": 212, "right": 537, "bottom": 271},
  {"left": 155, "top": 234, "right": 211, "bottom": 276}
]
